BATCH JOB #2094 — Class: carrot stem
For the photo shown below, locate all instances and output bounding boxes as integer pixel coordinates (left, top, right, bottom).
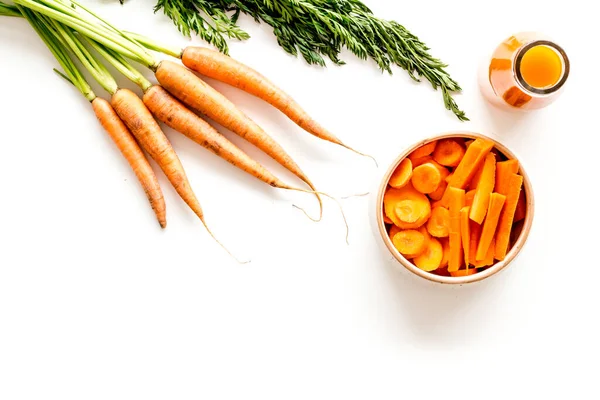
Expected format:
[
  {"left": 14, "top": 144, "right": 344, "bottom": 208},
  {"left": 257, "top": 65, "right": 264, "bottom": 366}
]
[
  {"left": 122, "top": 30, "right": 183, "bottom": 59},
  {"left": 0, "top": 2, "right": 20, "bottom": 17}
]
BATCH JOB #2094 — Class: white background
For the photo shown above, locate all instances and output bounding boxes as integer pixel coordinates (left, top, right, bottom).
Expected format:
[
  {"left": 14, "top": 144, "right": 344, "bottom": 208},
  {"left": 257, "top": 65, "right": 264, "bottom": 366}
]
[{"left": 1, "top": 0, "right": 598, "bottom": 398}]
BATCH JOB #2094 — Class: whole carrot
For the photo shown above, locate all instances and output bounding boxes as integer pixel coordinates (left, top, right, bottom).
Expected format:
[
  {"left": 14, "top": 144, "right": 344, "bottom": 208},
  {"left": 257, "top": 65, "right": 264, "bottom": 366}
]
[
  {"left": 92, "top": 97, "right": 167, "bottom": 228},
  {"left": 112, "top": 88, "right": 243, "bottom": 260},
  {"left": 181, "top": 46, "right": 375, "bottom": 164},
  {"left": 153, "top": 60, "right": 324, "bottom": 220}
]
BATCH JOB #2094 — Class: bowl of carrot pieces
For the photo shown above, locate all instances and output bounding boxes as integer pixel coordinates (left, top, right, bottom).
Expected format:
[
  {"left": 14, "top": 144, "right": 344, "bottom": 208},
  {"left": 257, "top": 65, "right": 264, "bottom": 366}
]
[{"left": 374, "top": 132, "right": 534, "bottom": 284}]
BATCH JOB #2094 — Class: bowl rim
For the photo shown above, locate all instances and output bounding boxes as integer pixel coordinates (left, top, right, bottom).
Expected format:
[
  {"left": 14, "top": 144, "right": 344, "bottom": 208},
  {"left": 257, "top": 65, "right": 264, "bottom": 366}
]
[{"left": 376, "top": 131, "right": 535, "bottom": 285}]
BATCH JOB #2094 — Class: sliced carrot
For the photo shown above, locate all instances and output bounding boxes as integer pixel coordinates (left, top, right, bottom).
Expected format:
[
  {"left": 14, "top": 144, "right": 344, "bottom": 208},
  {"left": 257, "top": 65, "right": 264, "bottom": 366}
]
[
  {"left": 468, "top": 160, "right": 485, "bottom": 190},
  {"left": 494, "top": 174, "right": 524, "bottom": 260},
  {"left": 440, "top": 138, "right": 495, "bottom": 205},
  {"left": 389, "top": 225, "right": 401, "bottom": 240},
  {"left": 384, "top": 184, "right": 431, "bottom": 229},
  {"left": 469, "top": 153, "right": 497, "bottom": 224},
  {"left": 414, "top": 237, "right": 444, "bottom": 272},
  {"left": 485, "top": 238, "right": 496, "bottom": 266},
  {"left": 495, "top": 160, "right": 519, "bottom": 195},
  {"left": 389, "top": 158, "right": 413, "bottom": 188},
  {"left": 465, "top": 189, "right": 476, "bottom": 207},
  {"left": 392, "top": 229, "right": 428, "bottom": 258},
  {"left": 409, "top": 141, "right": 437, "bottom": 161},
  {"left": 430, "top": 199, "right": 444, "bottom": 209},
  {"left": 476, "top": 193, "right": 506, "bottom": 260},
  {"left": 427, "top": 206, "right": 450, "bottom": 238},
  {"left": 469, "top": 221, "right": 482, "bottom": 267},
  {"left": 514, "top": 189, "right": 527, "bottom": 222},
  {"left": 433, "top": 139, "right": 466, "bottom": 167},
  {"left": 464, "top": 139, "right": 474, "bottom": 148},
  {"left": 439, "top": 238, "right": 450, "bottom": 268},
  {"left": 411, "top": 163, "right": 442, "bottom": 194},
  {"left": 429, "top": 180, "right": 448, "bottom": 201},
  {"left": 445, "top": 172, "right": 454, "bottom": 184},
  {"left": 460, "top": 206, "right": 471, "bottom": 268},
  {"left": 450, "top": 268, "right": 477, "bottom": 277},
  {"left": 448, "top": 187, "right": 466, "bottom": 272},
  {"left": 410, "top": 155, "right": 433, "bottom": 169}
]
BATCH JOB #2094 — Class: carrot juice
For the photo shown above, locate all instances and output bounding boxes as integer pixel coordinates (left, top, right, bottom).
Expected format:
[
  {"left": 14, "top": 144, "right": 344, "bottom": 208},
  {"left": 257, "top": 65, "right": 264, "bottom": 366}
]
[{"left": 478, "top": 32, "right": 569, "bottom": 111}]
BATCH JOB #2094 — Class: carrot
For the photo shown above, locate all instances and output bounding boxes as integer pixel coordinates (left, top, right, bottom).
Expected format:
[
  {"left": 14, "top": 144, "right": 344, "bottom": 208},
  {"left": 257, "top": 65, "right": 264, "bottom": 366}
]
[
  {"left": 469, "top": 153, "right": 497, "bottom": 224},
  {"left": 440, "top": 138, "right": 495, "bottom": 205},
  {"left": 411, "top": 163, "right": 442, "bottom": 194},
  {"left": 389, "top": 158, "right": 413, "bottom": 188},
  {"left": 392, "top": 229, "right": 428, "bottom": 258},
  {"left": 154, "top": 60, "right": 324, "bottom": 219},
  {"left": 414, "top": 237, "right": 444, "bottom": 272},
  {"left": 450, "top": 268, "right": 477, "bottom": 277},
  {"left": 439, "top": 238, "right": 450, "bottom": 268},
  {"left": 460, "top": 206, "right": 471, "bottom": 268},
  {"left": 92, "top": 97, "right": 166, "bottom": 228},
  {"left": 389, "top": 225, "right": 401, "bottom": 239},
  {"left": 448, "top": 187, "right": 465, "bottom": 272},
  {"left": 495, "top": 160, "right": 519, "bottom": 195},
  {"left": 427, "top": 206, "right": 450, "bottom": 238},
  {"left": 384, "top": 184, "right": 431, "bottom": 229},
  {"left": 494, "top": 174, "right": 524, "bottom": 260},
  {"left": 429, "top": 180, "right": 447, "bottom": 201},
  {"left": 445, "top": 172, "right": 454, "bottom": 184},
  {"left": 409, "top": 141, "right": 437, "bottom": 161},
  {"left": 433, "top": 139, "right": 465, "bottom": 167},
  {"left": 430, "top": 199, "right": 444, "bottom": 209},
  {"left": 111, "top": 88, "right": 243, "bottom": 262},
  {"left": 384, "top": 215, "right": 394, "bottom": 225},
  {"left": 465, "top": 189, "right": 476, "bottom": 207},
  {"left": 476, "top": 193, "right": 506, "bottom": 261},
  {"left": 464, "top": 139, "right": 474, "bottom": 148},
  {"left": 514, "top": 189, "right": 527, "bottom": 222},
  {"left": 485, "top": 238, "right": 496, "bottom": 266},
  {"left": 180, "top": 47, "right": 376, "bottom": 164},
  {"left": 468, "top": 160, "right": 484, "bottom": 190},
  {"left": 410, "top": 155, "right": 433, "bottom": 168},
  {"left": 469, "top": 221, "right": 482, "bottom": 267}
]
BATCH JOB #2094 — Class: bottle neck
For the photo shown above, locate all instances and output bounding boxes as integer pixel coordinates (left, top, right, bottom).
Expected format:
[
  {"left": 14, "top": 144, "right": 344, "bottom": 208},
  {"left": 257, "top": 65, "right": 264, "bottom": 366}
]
[{"left": 513, "top": 39, "right": 570, "bottom": 96}]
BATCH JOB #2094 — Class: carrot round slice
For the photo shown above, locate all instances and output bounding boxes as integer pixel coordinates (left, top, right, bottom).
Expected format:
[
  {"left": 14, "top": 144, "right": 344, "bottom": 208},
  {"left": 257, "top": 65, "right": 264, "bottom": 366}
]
[
  {"left": 395, "top": 200, "right": 430, "bottom": 228},
  {"left": 433, "top": 139, "right": 466, "bottom": 167},
  {"left": 411, "top": 163, "right": 442, "bottom": 194},
  {"left": 427, "top": 206, "right": 450, "bottom": 238},
  {"left": 392, "top": 230, "right": 427, "bottom": 258},
  {"left": 389, "top": 225, "right": 401, "bottom": 240},
  {"left": 389, "top": 158, "right": 413, "bottom": 188},
  {"left": 409, "top": 141, "right": 437, "bottom": 161},
  {"left": 450, "top": 268, "right": 477, "bottom": 277},
  {"left": 384, "top": 184, "right": 431, "bottom": 229},
  {"left": 413, "top": 237, "right": 443, "bottom": 272}
]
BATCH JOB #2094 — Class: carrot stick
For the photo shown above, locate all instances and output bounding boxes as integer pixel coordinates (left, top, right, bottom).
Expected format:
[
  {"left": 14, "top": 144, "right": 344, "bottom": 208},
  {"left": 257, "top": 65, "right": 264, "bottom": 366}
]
[
  {"left": 476, "top": 193, "right": 506, "bottom": 261},
  {"left": 154, "top": 60, "right": 324, "bottom": 219},
  {"left": 180, "top": 47, "right": 377, "bottom": 164},
  {"left": 411, "top": 163, "right": 442, "bottom": 194},
  {"left": 440, "top": 138, "right": 495, "bottom": 205},
  {"left": 460, "top": 206, "right": 471, "bottom": 268},
  {"left": 514, "top": 189, "right": 527, "bottom": 222},
  {"left": 448, "top": 187, "right": 465, "bottom": 272},
  {"left": 439, "top": 238, "right": 450, "bottom": 268},
  {"left": 469, "top": 221, "right": 482, "bottom": 267},
  {"left": 389, "top": 158, "right": 413, "bottom": 188},
  {"left": 409, "top": 141, "right": 437, "bottom": 160},
  {"left": 92, "top": 97, "right": 166, "bottom": 228},
  {"left": 494, "top": 174, "right": 524, "bottom": 260},
  {"left": 433, "top": 139, "right": 465, "bottom": 167},
  {"left": 111, "top": 88, "right": 245, "bottom": 262},
  {"left": 495, "top": 160, "right": 519, "bottom": 195},
  {"left": 469, "top": 153, "right": 497, "bottom": 224},
  {"left": 427, "top": 206, "right": 450, "bottom": 238},
  {"left": 465, "top": 189, "right": 476, "bottom": 207},
  {"left": 450, "top": 269, "right": 477, "bottom": 277}
]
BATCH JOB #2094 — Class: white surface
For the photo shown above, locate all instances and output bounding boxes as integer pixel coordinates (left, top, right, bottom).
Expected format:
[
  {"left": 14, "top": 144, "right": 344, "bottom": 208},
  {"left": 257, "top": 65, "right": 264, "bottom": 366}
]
[{"left": 0, "top": 0, "right": 597, "bottom": 398}]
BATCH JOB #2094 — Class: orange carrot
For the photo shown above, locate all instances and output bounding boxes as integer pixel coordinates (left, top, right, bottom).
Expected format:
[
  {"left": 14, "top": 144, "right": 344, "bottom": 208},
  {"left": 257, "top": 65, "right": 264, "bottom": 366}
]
[
  {"left": 180, "top": 47, "right": 375, "bottom": 163},
  {"left": 384, "top": 215, "right": 394, "bottom": 225},
  {"left": 465, "top": 189, "right": 476, "bottom": 207},
  {"left": 469, "top": 221, "right": 482, "bottom": 267},
  {"left": 514, "top": 190, "right": 527, "bottom": 222},
  {"left": 392, "top": 230, "right": 428, "bottom": 258},
  {"left": 410, "top": 155, "right": 433, "bottom": 168},
  {"left": 389, "top": 158, "right": 413, "bottom": 188},
  {"left": 384, "top": 184, "right": 431, "bottom": 229},
  {"left": 495, "top": 160, "right": 519, "bottom": 195},
  {"left": 92, "top": 97, "right": 166, "bottom": 228},
  {"left": 111, "top": 88, "right": 242, "bottom": 261},
  {"left": 409, "top": 141, "right": 437, "bottom": 161},
  {"left": 414, "top": 237, "right": 444, "bottom": 272},
  {"left": 494, "top": 174, "right": 524, "bottom": 260},
  {"left": 460, "top": 206, "right": 471, "bottom": 268},
  {"left": 450, "top": 268, "right": 477, "bottom": 277},
  {"left": 427, "top": 206, "right": 450, "bottom": 238},
  {"left": 439, "top": 238, "right": 450, "bottom": 268},
  {"left": 445, "top": 172, "right": 454, "bottom": 184},
  {"left": 389, "top": 225, "right": 401, "bottom": 239},
  {"left": 470, "top": 153, "right": 497, "bottom": 224},
  {"left": 411, "top": 163, "right": 442, "bottom": 194},
  {"left": 468, "top": 159, "right": 484, "bottom": 190},
  {"left": 433, "top": 139, "right": 466, "bottom": 167},
  {"left": 476, "top": 193, "right": 506, "bottom": 260},
  {"left": 429, "top": 180, "right": 447, "bottom": 201},
  {"left": 440, "top": 138, "right": 495, "bottom": 205},
  {"left": 448, "top": 187, "right": 465, "bottom": 272},
  {"left": 154, "top": 60, "right": 323, "bottom": 218}
]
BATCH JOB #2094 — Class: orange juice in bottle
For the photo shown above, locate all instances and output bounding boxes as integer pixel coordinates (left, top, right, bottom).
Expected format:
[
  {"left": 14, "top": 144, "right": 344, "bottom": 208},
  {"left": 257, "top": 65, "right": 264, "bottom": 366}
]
[{"left": 479, "top": 32, "right": 570, "bottom": 111}]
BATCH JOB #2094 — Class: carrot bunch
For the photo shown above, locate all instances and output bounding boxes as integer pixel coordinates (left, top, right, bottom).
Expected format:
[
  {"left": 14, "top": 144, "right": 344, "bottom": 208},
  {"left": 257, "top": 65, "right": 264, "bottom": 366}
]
[
  {"left": 3, "top": 0, "right": 371, "bottom": 258},
  {"left": 383, "top": 137, "right": 527, "bottom": 277}
]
